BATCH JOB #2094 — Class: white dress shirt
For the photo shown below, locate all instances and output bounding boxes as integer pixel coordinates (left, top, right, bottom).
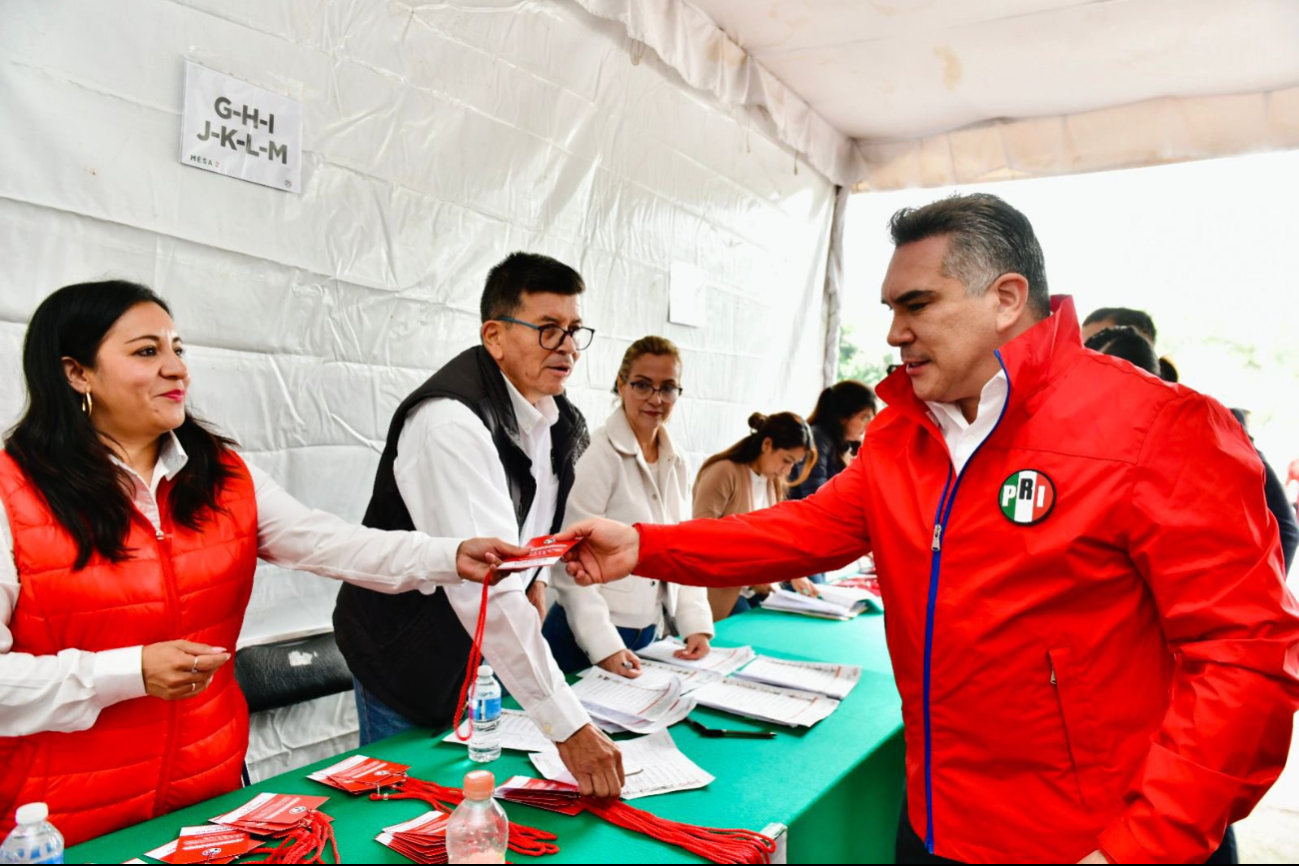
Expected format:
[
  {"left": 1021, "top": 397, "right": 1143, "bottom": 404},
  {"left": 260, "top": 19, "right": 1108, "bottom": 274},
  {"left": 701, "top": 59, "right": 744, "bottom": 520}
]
[
  {"left": 750, "top": 469, "right": 772, "bottom": 511},
  {"left": 392, "top": 370, "right": 589, "bottom": 743},
  {"left": 926, "top": 370, "right": 1010, "bottom": 474},
  {"left": 0, "top": 432, "right": 465, "bottom": 738}
]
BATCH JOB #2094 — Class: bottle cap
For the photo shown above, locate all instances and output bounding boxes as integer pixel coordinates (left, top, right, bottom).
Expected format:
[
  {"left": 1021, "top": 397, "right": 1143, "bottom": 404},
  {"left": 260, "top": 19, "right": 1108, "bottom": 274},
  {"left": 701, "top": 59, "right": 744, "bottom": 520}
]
[
  {"left": 15, "top": 803, "right": 48, "bottom": 825},
  {"left": 463, "top": 770, "right": 496, "bottom": 800},
  {"left": 477, "top": 664, "right": 494, "bottom": 679}
]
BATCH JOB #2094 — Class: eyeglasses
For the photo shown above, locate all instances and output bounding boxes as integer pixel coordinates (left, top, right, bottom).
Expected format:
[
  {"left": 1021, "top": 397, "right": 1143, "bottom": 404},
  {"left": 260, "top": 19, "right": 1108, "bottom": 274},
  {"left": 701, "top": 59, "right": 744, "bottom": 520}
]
[
  {"left": 495, "top": 316, "right": 595, "bottom": 351},
  {"left": 621, "top": 376, "right": 682, "bottom": 402}
]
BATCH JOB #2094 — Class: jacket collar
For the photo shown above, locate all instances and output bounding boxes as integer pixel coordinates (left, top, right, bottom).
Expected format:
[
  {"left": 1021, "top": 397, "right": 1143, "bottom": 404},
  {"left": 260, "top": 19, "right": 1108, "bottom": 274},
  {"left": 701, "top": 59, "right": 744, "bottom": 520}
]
[
  {"left": 876, "top": 295, "right": 1084, "bottom": 427},
  {"left": 606, "top": 405, "right": 678, "bottom": 465}
]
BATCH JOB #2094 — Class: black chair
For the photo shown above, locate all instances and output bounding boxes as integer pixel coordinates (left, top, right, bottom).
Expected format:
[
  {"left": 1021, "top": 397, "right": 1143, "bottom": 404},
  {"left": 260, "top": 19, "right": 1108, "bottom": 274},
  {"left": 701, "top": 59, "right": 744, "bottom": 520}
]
[{"left": 233, "top": 631, "right": 353, "bottom": 714}]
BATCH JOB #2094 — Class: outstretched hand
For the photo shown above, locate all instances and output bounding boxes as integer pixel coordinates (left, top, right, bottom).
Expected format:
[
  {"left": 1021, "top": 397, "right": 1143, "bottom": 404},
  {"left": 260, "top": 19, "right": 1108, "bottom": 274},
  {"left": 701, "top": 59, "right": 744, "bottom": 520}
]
[{"left": 553, "top": 518, "right": 640, "bottom": 586}]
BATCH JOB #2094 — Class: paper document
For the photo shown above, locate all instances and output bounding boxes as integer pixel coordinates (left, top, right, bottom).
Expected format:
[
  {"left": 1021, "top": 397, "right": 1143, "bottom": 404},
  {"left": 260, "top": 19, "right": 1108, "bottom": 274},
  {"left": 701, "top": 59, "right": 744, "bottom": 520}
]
[
  {"left": 733, "top": 655, "right": 861, "bottom": 700},
  {"left": 581, "top": 659, "right": 722, "bottom": 694},
  {"left": 637, "top": 638, "right": 755, "bottom": 675},
  {"left": 529, "top": 729, "right": 713, "bottom": 799},
  {"left": 442, "top": 708, "right": 554, "bottom": 753},
  {"left": 761, "top": 585, "right": 879, "bottom": 620},
  {"left": 691, "top": 677, "right": 840, "bottom": 727}
]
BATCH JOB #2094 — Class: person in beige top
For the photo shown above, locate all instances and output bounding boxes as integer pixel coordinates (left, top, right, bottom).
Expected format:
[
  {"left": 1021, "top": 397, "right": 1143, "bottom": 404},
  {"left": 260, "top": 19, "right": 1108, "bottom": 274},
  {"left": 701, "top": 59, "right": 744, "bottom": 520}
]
[
  {"left": 544, "top": 337, "right": 715, "bottom": 676},
  {"left": 694, "top": 412, "right": 820, "bottom": 620}
]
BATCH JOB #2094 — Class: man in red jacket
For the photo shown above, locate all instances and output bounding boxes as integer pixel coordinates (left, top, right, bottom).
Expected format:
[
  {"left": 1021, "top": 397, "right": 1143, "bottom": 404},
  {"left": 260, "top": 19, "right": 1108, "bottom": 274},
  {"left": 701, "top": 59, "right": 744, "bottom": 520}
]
[{"left": 558, "top": 194, "right": 1299, "bottom": 864}]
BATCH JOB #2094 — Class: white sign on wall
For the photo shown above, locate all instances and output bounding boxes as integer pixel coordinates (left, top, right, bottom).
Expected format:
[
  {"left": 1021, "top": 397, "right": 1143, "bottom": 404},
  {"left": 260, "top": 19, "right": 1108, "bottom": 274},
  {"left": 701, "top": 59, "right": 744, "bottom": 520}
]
[
  {"left": 179, "top": 60, "right": 303, "bottom": 193},
  {"left": 669, "top": 260, "right": 708, "bottom": 328}
]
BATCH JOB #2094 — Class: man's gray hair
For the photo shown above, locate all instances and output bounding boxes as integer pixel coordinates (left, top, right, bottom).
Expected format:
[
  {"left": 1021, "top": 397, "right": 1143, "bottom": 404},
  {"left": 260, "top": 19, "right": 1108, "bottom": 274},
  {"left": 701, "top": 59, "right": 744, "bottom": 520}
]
[{"left": 889, "top": 193, "right": 1050, "bottom": 319}]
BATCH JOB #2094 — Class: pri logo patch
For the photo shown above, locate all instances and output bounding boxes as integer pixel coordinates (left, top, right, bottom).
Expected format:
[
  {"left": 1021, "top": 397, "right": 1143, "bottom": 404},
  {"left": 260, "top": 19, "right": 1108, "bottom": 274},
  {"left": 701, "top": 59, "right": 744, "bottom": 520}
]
[{"left": 999, "top": 470, "right": 1056, "bottom": 525}]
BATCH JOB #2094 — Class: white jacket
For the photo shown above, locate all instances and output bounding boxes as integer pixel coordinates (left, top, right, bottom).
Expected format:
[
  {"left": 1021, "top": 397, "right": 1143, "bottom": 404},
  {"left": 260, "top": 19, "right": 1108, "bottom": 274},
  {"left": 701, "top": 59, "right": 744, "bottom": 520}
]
[{"left": 551, "top": 407, "right": 715, "bottom": 664}]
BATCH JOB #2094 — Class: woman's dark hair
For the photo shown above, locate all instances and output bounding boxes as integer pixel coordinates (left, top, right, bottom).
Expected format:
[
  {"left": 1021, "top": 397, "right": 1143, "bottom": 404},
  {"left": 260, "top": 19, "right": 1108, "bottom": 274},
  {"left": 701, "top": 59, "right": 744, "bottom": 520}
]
[
  {"left": 1084, "top": 325, "right": 1159, "bottom": 376},
  {"left": 807, "top": 380, "right": 876, "bottom": 453},
  {"left": 5, "top": 280, "right": 238, "bottom": 569},
  {"left": 698, "top": 411, "right": 817, "bottom": 498}
]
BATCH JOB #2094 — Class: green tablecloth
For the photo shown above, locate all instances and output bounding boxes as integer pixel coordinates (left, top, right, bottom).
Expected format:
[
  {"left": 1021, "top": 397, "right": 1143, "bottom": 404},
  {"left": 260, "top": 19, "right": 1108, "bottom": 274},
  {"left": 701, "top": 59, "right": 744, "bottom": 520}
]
[{"left": 69, "top": 608, "right": 904, "bottom": 864}]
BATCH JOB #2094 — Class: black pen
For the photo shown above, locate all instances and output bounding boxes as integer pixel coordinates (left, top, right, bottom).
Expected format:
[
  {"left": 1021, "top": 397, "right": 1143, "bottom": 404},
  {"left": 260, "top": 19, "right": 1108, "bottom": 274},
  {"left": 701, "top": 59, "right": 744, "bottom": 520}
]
[{"left": 686, "top": 716, "right": 777, "bottom": 739}]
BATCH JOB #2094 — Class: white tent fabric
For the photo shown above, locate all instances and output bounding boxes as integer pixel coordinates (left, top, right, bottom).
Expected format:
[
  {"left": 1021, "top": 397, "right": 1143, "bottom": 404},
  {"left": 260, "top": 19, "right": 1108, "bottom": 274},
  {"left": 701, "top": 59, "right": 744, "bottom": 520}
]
[
  {"left": 578, "top": 0, "right": 1299, "bottom": 188},
  {"left": 0, "top": 0, "right": 833, "bottom": 775}
]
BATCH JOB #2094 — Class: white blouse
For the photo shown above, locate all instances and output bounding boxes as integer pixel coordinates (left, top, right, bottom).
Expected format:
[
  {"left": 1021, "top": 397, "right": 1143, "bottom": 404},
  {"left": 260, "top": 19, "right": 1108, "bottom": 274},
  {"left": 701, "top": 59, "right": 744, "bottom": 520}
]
[{"left": 0, "top": 433, "right": 464, "bottom": 737}]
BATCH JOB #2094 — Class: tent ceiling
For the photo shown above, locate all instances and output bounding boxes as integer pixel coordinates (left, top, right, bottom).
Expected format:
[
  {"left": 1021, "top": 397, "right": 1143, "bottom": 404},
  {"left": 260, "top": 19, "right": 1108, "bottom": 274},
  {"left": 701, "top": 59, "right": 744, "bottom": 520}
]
[{"left": 687, "top": 0, "right": 1299, "bottom": 144}]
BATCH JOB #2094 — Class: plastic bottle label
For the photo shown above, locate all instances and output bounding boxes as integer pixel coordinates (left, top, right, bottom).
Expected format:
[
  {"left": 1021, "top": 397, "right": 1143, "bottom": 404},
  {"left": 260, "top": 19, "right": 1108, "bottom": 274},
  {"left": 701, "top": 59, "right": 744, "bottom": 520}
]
[{"left": 470, "top": 695, "right": 501, "bottom": 721}]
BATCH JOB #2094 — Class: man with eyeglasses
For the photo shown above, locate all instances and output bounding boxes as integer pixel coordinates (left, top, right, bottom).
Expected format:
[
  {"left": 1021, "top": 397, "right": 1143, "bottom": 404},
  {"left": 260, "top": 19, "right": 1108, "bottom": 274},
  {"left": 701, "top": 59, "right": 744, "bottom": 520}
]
[{"left": 333, "top": 252, "right": 624, "bottom": 798}]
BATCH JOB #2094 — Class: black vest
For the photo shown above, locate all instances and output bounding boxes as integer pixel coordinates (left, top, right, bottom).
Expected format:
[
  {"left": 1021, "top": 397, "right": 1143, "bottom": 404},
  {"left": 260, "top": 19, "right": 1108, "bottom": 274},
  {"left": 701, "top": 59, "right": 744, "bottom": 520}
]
[{"left": 333, "top": 345, "right": 588, "bottom": 726}]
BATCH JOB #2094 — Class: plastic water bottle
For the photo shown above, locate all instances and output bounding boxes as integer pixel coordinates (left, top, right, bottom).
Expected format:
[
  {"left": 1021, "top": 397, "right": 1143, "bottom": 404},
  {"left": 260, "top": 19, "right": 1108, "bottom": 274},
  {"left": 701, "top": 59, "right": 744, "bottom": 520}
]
[
  {"left": 468, "top": 664, "right": 502, "bottom": 763},
  {"left": 1, "top": 803, "right": 64, "bottom": 864},
  {"left": 447, "top": 770, "right": 509, "bottom": 864}
]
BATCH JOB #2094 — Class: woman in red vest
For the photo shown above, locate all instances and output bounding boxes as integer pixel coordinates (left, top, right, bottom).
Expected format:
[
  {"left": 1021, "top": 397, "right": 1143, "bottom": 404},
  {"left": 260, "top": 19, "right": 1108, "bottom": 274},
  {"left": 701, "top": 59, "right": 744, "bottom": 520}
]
[{"left": 0, "top": 280, "right": 525, "bottom": 845}]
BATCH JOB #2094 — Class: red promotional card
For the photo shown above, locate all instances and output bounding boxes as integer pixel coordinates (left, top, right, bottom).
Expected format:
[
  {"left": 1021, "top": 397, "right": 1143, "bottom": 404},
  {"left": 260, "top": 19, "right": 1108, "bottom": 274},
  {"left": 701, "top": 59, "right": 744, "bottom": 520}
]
[
  {"left": 495, "top": 775, "right": 584, "bottom": 815},
  {"left": 210, "top": 793, "right": 329, "bottom": 834},
  {"left": 169, "top": 827, "right": 258, "bottom": 864},
  {"left": 308, "top": 754, "right": 409, "bottom": 793},
  {"left": 495, "top": 535, "right": 579, "bottom": 571},
  {"left": 377, "top": 812, "right": 451, "bottom": 865},
  {"left": 142, "top": 826, "right": 256, "bottom": 864}
]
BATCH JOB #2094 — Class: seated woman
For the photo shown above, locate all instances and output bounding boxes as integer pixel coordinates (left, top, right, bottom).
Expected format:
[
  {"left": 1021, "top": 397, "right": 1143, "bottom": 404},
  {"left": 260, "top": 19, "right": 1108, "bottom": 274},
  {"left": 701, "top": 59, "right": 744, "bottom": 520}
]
[
  {"left": 0, "top": 281, "right": 524, "bottom": 845},
  {"left": 789, "top": 380, "right": 876, "bottom": 501},
  {"left": 544, "top": 337, "right": 714, "bottom": 676},
  {"left": 694, "top": 412, "right": 817, "bottom": 621}
]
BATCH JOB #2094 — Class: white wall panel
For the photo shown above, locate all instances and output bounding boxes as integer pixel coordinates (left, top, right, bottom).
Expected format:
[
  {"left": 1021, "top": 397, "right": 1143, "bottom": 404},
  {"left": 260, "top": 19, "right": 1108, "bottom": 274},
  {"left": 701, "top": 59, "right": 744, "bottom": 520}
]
[{"left": 0, "top": 0, "right": 833, "bottom": 761}]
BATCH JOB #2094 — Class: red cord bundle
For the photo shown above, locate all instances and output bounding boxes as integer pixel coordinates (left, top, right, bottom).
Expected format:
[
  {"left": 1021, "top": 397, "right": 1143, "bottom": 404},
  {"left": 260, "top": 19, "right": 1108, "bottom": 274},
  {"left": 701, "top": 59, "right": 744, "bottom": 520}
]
[
  {"left": 442, "top": 564, "right": 775, "bottom": 864},
  {"left": 585, "top": 798, "right": 775, "bottom": 865},
  {"left": 246, "top": 810, "right": 340, "bottom": 864},
  {"left": 373, "top": 775, "right": 559, "bottom": 857},
  {"left": 449, "top": 575, "right": 492, "bottom": 741}
]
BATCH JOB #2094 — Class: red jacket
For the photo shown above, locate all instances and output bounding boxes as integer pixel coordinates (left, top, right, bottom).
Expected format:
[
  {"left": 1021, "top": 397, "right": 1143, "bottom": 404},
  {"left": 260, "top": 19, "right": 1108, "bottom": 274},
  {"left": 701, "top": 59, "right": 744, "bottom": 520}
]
[
  {"left": 0, "top": 450, "right": 258, "bottom": 846},
  {"left": 636, "top": 297, "right": 1299, "bottom": 863}
]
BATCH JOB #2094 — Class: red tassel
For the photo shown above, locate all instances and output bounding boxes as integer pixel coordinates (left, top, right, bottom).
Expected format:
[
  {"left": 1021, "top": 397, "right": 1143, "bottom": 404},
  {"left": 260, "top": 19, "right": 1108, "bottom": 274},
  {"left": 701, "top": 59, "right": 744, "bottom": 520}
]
[
  {"left": 585, "top": 798, "right": 775, "bottom": 865},
  {"left": 247, "top": 810, "right": 340, "bottom": 864},
  {"left": 376, "top": 776, "right": 559, "bottom": 857}
]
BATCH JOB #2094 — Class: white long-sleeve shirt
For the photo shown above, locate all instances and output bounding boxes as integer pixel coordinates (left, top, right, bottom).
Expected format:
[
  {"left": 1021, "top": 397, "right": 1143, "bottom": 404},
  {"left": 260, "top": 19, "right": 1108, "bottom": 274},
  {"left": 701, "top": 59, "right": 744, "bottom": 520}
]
[
  {"left": 0, "top": 433, "right": 465, "bottom": 737},
  {"left": 392, "top": 371, "right": 589, "bottom": 743},
  {"left": 925, "top": 370, "right": 1010, "bottom": 474}
]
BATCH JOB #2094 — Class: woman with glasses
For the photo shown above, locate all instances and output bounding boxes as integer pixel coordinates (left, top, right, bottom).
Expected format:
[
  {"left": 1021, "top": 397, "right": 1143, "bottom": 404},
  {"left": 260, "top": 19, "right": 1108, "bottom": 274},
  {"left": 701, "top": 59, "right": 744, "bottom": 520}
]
[{"left": 543, "top": 336, "right": 714, "bottom": 676}]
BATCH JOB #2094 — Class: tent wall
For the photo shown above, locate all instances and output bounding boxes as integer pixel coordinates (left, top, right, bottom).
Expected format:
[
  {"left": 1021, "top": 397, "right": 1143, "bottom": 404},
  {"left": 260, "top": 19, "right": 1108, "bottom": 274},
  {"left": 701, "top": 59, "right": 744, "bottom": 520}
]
[{"left": 0, "top": 0, "right": 834, "bottom": 776}]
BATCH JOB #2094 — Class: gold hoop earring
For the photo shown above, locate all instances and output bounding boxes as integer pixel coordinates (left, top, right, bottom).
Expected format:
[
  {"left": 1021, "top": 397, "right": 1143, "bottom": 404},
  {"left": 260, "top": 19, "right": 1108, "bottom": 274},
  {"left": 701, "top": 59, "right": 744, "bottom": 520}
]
[{"left": 82, "top": 391, "right": 93, "bottom": 416}]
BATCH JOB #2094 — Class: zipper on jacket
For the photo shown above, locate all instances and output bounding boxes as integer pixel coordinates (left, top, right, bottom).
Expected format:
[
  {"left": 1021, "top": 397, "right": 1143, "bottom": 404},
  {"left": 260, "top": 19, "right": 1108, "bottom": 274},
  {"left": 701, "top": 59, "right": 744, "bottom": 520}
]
[
  {"left": 147, "top": 509, "right": 184, "bottom": 816},
  {"left": 921, "top": 351, "right": 1013, "bottom": 855}
]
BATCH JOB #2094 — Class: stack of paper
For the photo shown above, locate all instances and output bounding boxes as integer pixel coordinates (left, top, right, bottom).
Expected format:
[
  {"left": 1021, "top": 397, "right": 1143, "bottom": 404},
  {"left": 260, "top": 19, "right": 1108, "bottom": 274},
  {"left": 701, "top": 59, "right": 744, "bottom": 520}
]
[
  {"left": 580, "top": 659, "right": 723, "bottom": 694},
  {"left": 637, "top": 638, "right": 756, "bottom": 675},
  {"left": 307, "top": 754, "right": 409, "bottom": 793},
  {"left": 570, "top": 668, "right": 695, "bottom": 734},
  {"left": 760, "top": 584, "right": 880, "bottom": 620},
  {"left": 441, "top": 708, "right": 555, "bottom": 753},
  {"left": 733, "top": 655, "right": 861, "bottom": 700},
  {"left": 376, "top": 811, "right": 449, "bottom": 864},
  {"left": 529, "top": 729, "right": 714, "bottom": 799},
  {"left": 209, "top": 793, "right": 332, "bottom": 837},
  {"left": 495, "top": 776, "right": 584, "bottom": 815},
  {"left": 690, "top": 677, "right": 840, "bottom": 727}
]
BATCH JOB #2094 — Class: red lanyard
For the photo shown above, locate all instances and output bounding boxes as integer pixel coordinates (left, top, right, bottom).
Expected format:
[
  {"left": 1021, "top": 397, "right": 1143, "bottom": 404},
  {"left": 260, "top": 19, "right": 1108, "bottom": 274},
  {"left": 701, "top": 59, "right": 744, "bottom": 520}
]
[
  {"left": 449, "top": 576, "right": 492, "bottom": 742},
  {"left": 247, "top": 810, "right": 339, "bottom": 864},
  {"left": 375, "top": 776, "right": 560, "bottom": 858},
  {"left": 585, "top": 799, "right": 776, "bottom": 864}
]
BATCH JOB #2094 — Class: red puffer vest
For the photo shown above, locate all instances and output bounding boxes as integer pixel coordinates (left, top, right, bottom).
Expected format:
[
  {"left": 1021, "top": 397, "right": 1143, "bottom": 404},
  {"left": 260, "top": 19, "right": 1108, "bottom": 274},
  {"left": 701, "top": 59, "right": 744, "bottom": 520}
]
[{"left": 0, "top": 449, "right": 258, "bottom": 846}]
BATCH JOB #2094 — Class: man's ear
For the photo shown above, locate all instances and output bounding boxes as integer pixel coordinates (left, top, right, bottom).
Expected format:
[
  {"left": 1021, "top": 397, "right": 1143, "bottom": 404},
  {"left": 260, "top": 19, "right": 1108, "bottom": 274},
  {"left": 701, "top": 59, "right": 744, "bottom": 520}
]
[
  {"left": 481, "top": 320, "right": 506, "bottom": 362},
  {"left": 990, "top": 272, "right": 1031, "bottom": 334},
  {"left": 62, "top": 356, "right": 91, "bottom": 394}
]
